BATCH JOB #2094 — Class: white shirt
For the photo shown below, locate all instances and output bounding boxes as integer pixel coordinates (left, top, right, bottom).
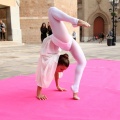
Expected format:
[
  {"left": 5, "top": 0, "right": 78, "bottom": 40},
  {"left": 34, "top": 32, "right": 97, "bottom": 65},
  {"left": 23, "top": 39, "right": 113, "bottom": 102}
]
[
  {"left": 36, "top": 35, "right": 72, "bottom": 88},
  {"left": 36, "top": 35, "right": 60, "bottom": 88}
]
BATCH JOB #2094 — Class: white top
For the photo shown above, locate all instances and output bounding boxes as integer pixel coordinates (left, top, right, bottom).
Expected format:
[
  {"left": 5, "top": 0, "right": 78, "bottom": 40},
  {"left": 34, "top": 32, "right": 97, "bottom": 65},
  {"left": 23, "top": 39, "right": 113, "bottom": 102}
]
[
  {"left": 36, "top": 35, "right": 61, "bottom": 88},
  {"left": 36, "top": 35, "right": 72, "bottom": 88}
]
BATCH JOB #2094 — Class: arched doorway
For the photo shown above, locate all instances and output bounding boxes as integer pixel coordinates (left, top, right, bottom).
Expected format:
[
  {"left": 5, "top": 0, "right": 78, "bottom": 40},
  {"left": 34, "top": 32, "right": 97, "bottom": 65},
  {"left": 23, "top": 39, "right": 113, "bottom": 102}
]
[{"left": 94, "top": 16, "right": 104, "bottom": 37}]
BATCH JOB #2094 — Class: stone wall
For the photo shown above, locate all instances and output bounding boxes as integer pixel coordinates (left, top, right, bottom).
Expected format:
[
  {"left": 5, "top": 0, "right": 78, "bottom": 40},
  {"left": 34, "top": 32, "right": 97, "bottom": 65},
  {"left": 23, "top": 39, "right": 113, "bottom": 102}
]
[
  {"left": 0, "top": 0, "right": 15, "bottom": 6},
  {"left": 20, "top": 0, "right": 54, "bottom": 43},
  {"left": 78, "top": 0, "right": 120, "bottom": 42},
  {"left": 1, "top": 0, "right": 120, "bottom": 43},
  {"left": 20, "top": 0, "right": 79, "bottom": 43}
]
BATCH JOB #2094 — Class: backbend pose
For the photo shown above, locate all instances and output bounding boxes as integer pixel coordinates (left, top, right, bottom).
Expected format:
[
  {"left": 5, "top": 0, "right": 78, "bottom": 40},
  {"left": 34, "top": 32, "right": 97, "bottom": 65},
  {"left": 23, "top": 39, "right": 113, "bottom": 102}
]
[{"left": 36, "top": 7, "right": 90, "bottom": 100}]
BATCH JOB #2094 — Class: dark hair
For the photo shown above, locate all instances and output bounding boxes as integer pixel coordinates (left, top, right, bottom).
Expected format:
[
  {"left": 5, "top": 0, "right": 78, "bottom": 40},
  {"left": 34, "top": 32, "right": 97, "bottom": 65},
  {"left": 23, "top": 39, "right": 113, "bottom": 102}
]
[
  {"left": 57, "top": 53, "right": 70, "bottom": 67},
  {"left": 41, "top": 22, "right": 46, "bottom": 28}
]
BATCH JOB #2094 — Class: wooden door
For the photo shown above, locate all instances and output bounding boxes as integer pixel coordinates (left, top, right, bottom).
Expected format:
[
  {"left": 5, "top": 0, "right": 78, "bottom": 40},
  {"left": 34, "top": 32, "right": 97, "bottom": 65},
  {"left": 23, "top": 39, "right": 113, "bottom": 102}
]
[{"left": 94, "top": 16, "right": 104, "bottom": 37}]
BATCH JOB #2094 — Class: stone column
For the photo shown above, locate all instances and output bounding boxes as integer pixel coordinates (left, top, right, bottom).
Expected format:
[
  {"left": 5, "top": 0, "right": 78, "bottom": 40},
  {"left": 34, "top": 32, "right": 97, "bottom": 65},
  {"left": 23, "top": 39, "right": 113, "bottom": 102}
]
[
  {"left": 82, "top": 0, "right": 90, "bottom": 42},
  {"left": 6, "top": 0, "right": 22, "bottom": 43}
]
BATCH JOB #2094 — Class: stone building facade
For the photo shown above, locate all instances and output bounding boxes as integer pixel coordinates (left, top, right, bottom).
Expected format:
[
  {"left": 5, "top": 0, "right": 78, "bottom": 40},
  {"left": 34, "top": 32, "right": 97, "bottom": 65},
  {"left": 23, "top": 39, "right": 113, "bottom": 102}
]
[
  {"left": 20, "top": 0, "right": 79, "bottom": 43},
  {"left": 78, "top": 0, "right": 120, "bottom": 42},
  {"left": 0, "top": 0, "right": 120, "bottom": 43},
  {"left": 0, "top": 0, "right": 22, "bottom": 43}
]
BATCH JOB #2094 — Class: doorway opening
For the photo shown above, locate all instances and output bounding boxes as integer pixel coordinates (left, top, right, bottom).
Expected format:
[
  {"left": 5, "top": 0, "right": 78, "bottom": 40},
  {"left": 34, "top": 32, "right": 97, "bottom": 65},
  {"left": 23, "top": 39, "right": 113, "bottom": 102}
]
[{"left": 94, "top": 16, "right": 104, "bottom": 38}]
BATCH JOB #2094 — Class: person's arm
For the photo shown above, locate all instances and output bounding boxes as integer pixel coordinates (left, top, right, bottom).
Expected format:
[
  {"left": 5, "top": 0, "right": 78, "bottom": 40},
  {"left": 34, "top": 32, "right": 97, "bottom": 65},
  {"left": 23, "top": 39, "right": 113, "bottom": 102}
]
[
  {"left": 0, "top": 26, "right": 1, "bottom": 32},
  {"left": 2, "top": 23, "right": 5, "bottom": 28},
  {"left": 45, "top": 28, "right": 48, "bottom": 34},
  {"left": 54, "top": 72, "right": 66, "bottom": 91},
  {"left": 40, "top": 27, "right": 43, "bottom": 33}
]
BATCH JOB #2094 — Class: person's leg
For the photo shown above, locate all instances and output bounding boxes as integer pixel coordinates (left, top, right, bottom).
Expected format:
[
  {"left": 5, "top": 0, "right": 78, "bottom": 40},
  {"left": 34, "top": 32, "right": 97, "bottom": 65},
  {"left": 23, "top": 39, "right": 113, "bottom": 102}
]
[
  {"left": 37, "top": 86, "right": 47, "bottom": 100},
  {"left": 70, "top": 40, "right": 87, "bottom": 99},
  {"left": 101, "top": 38, "right": 104, "bottom": 43},
  {"left": 3, "top": 33, "right": 5, "bottom": 40},
  {"left": 48, "top": 7, "right": 76, "bottom": 43},
  {"left": 48, "top": 7, "right": 90, "bottom": 43},
  {"left": 0, "top": 32, "right": 2, "bottom": 40},
  {"left": 1, "top": 32, "right": 3, "bottom": 40},
  {"left": 41, "top": 34, "right": 43, "bottom": 42},
  {"left": 99, "top": 38, "right": 102, "bottom": 43},
  {"left": 48, "top": 7, "right": 89, "bottom": 100}
]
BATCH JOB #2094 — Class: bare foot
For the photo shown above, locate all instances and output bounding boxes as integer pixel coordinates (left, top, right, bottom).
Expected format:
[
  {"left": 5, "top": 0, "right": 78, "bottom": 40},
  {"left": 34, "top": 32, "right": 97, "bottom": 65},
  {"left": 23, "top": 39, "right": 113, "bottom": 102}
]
[
  {"left": 77, "top": 19, "right": 90, "bottom": 27},
  {"left": 37, "top": 94, "right": 47, "bottom": 100},
  {"left": 73, "top": 93, "right": 80, "bottom": 100},
  {"left": 57, "top": 86, "right": 66, "bottom": 91}
]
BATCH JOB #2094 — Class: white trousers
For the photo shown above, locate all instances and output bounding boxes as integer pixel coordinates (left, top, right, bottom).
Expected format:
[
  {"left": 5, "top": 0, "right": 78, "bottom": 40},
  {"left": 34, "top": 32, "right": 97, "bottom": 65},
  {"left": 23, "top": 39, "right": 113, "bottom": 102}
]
[{"left": 48, "top": 7, "right": 87, "bottom": 93}]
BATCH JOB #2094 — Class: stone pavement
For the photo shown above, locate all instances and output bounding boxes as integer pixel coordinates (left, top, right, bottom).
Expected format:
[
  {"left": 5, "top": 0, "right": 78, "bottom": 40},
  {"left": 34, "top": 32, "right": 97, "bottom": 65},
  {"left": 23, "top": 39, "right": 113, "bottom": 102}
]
[{"left": 0, "top": 40, "right": 120, "bottom": 79}]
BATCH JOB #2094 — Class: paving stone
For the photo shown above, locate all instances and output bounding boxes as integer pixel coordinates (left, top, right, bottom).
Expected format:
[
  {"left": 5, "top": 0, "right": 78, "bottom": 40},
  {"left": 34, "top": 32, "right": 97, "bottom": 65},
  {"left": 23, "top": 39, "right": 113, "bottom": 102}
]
[{"left": 0, "top": 41, "right": 120, "bottom": 79}]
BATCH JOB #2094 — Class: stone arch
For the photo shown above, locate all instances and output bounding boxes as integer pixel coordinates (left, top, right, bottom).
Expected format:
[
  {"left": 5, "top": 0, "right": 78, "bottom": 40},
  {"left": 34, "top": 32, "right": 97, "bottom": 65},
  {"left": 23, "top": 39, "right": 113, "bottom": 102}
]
[{"left": 88, "top": 9, "right": 111, "bottom": 37}]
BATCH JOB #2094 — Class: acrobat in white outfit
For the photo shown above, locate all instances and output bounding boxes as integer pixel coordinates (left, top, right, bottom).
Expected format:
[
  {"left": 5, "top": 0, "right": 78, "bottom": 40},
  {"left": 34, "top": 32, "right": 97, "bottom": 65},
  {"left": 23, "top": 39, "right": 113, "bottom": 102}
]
[{"left": 36, "top": 7, "right": 90, "bottom": 100}]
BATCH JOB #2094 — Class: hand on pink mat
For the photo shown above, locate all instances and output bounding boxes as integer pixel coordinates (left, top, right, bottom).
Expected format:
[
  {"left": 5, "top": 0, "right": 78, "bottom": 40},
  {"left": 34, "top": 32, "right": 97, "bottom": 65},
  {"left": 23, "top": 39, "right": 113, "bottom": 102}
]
[{"left": 77, "top": 19, "right": 90, "bottom": 27}]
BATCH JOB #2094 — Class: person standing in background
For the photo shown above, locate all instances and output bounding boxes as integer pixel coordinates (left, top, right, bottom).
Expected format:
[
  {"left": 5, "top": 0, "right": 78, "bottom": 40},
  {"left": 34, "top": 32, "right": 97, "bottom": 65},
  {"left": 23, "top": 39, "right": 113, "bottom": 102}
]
[
  {"left": 0, "top": 20, "right": 6, "bottom": 41},
  {"left": 36, "top": 7, "right": 90, "bottom": 100},
  {"left": 40, "top": 23, "right": 48, "bottom": 42},
  {"left": 72, "top": 31, "right": 76, "bottom": 40},
  {"left": 99, "top": 32, "right": 105, "bottom": 43},
  {"left": 47, "top": 22, "right": 52, "bottom": 36},
  {"left": 0, "top": 21, "right": 2, "bottom": 41}
]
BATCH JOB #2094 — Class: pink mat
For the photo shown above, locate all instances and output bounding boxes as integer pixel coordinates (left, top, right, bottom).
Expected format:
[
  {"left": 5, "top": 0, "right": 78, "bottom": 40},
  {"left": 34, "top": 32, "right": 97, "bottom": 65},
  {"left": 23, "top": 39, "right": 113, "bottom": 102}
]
[{"left": 0, "top": 59, "right": 120, "bottom": 120}]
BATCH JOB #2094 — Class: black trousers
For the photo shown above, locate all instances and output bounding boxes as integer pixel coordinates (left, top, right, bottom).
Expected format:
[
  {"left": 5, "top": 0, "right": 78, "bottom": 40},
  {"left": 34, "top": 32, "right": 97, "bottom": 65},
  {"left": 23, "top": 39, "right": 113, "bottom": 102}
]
[{"left": 0, "top": 32, "right": 5, "bottom": 40}]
